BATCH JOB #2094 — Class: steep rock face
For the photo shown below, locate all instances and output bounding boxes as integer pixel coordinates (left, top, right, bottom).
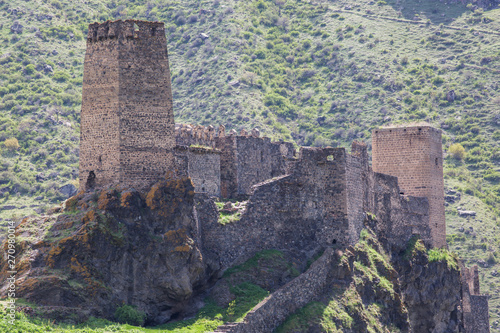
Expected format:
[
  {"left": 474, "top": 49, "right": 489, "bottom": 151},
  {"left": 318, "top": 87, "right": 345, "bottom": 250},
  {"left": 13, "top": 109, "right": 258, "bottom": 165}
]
[
  {"left": 397, "top": 242, "right": 462, "bottom": 333},
  {"left": 265, "top": 230, "right": 463, "bottom": 333},
  {"left": 0, "top": 178, "right": 218, "bottom": 324}
]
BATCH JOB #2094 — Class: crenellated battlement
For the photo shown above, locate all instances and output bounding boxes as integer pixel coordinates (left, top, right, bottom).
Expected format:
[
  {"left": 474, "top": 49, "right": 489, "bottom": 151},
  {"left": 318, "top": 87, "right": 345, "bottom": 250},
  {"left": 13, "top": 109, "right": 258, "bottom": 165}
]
[
  {"left": 175, "top": 123, "right": 264, "bottom": 149},
  {"left": 87, "top": 20, "right": 165, "bottom": 43}
]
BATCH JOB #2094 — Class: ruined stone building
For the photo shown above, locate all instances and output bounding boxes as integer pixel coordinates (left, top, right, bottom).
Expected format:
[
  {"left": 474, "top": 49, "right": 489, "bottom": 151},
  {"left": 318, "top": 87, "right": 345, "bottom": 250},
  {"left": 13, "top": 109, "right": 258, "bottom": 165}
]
[
  {"left": 78, "top": 20, "right": 490, "bottom": 331},
  {"left": 461, "top": 264, "right": 491, "bottom": 333}
]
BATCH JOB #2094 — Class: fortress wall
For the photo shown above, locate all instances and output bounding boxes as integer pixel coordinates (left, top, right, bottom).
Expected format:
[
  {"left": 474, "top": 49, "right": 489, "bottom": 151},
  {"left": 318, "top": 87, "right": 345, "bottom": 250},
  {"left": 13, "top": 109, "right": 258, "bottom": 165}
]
[
  {"left": 175, "top": 124, "right": 217, "bottom": 148},
  {"left": 370, "top": 172, "right": 431, "bottom": 249},
  {"left": 199, "top": 147, "right": 349, "bottom": 270},
  {"left": 346, "top": 142, "right": 370, "bottom": 244},
  {"left": 216, "top": 136, "right": 238, "bottom": 198},
  {"left": 79, "top": 20, "right": 175, "bottom": 191},
  {"left": 220, "top": 248, "right": 336, "bottom": 333},
  {"left": 215, "top": 134, "right": 295, "bottom": 199},
  {"left": 470, "top": 296, "right": 490, "bottom": 333},
  {"left": 372, "top": 126, "right": 446, "bottom": 248},
  {"left": 117, "top": 21, "right": 174, "bottom": 187},
  {"left": 234, "top": 137, "right": 293, "bottom": 197},
  {"left": 175, "top": 146, "right": 221, "bottom": 197},
  {"left": 461, "top": 264, "right": 490, "bottom": 333},
  {"left": 79, "top": 23, "right": 122, "bottom": 191}
]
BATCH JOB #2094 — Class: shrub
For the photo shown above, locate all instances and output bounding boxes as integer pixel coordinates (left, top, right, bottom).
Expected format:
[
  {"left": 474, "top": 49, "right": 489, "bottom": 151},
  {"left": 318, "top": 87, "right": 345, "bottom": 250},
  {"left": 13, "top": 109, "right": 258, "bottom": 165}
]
[
  {"left": 114, "top": 304, "right": 146, "bottom": 326},
  {"left": 448, "top": 143, "right": 465, "bottom": 160},
  {"left": 254, "top": 50, "right": 266, "bottom": 59},
  {"left": 24, "top": 64, "right": 35, "bottom": 75},
  {"left": 53, "top": 71, "right": 70, "bottom": 82},
  {"left": 427, "top": 248, "right": 458, "bottom": 269},
  {"left": 4, "top": 138, "right": 20, "bottom": 151}
]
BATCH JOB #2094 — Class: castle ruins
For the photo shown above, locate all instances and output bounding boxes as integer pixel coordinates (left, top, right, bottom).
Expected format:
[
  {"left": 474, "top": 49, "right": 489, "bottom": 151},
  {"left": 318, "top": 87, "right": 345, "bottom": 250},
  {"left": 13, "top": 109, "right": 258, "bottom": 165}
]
[{"left": 78, "top": 20, "right": 490, "bottom": 332}]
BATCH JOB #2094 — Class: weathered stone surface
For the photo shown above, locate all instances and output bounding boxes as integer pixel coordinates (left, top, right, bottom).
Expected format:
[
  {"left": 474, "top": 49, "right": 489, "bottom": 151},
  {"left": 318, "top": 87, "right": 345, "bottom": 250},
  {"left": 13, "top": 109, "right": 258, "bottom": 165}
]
[
  {"left": 398, "top": 250, "right": 461, "bottom": 332},
  {"left": 79, "top": 20, "right": 175, "bottom": 192},
  {"left": 0, "top": 180, "right": 218, "bottom": 325},
  {"left": 372, "top": 126, "right": 446, "bottom": 248},
  {"left": 58, "top": 184, "right": 77, "bottom": 198}
]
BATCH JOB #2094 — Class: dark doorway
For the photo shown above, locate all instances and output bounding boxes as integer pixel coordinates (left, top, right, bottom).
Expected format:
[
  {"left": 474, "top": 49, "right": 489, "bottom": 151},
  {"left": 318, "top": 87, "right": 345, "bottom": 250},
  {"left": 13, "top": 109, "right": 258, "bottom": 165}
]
[{"left": 86, "top": 171, "right": 96, "bottom": 190}]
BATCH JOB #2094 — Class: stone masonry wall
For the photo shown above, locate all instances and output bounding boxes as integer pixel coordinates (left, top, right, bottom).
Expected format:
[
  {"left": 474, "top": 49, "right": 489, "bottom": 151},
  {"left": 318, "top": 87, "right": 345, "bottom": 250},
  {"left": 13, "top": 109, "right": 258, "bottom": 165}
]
[
  {"left": 200, "top": 147, "right": 350, "bottom": 270},
  {"left": 79, "top": 20, "right": 175, "bottom": 191},
  {"left": 234, "top": 137, "right": 295, "bottom": 198},
  {"left": 215, "top": 135, "right": 295, "bottom": 199},
  {"left": 346, "top": 142, "right": 371, "bottom": 243},
  {"left": 372, "top": 126, "right": 446, "bottom": 248},
  {"left": 370, "top": 172, "right": 432, "bottom": 249},
  {"left": 175, "top": 124, "right": 217, "bottom": 148},
  {"left": 175, "top": 146, "right": 221, "bottom": 197},
  {"left": 213, "top": 248, "right": 336, "bottom": 333},
  {"left": 461, "top": 264, "right": 491, "bottom": 333},
  {"left": 199, "top": 144, "right": 434, "bottom": 270}
]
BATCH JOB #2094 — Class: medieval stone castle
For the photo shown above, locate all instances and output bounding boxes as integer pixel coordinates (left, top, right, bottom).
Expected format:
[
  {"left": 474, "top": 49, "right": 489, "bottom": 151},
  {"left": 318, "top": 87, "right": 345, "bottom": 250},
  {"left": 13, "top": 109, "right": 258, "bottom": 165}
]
[{"left": 78, "top": 20, "right": 490, "bottom": 332}]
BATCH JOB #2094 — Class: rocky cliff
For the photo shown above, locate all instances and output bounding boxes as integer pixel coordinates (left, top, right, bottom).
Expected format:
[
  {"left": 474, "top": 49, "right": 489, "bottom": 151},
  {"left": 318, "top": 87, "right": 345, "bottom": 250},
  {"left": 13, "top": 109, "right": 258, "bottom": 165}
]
[{"left": 0, "top": 178, "right": 219, "bottom": 324}]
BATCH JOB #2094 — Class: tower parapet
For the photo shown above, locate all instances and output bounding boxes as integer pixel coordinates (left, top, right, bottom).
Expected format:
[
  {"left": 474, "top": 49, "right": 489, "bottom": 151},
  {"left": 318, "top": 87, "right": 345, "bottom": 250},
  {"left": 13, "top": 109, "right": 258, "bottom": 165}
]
[{"left": 87, "top": 20, "right": 165, "bottom": 42}]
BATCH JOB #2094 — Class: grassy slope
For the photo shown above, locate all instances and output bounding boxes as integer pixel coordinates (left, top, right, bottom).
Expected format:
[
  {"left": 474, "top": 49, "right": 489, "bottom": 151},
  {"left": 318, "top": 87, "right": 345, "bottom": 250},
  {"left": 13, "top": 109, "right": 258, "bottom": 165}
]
[{"left": 0, "top": 0, "right": 500, "bottom": 330}]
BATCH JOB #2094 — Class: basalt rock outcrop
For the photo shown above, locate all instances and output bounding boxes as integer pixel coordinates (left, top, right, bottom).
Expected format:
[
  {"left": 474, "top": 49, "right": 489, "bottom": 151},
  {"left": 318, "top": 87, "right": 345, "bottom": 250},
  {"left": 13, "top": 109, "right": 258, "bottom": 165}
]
[{"left": 0, "top": 178, "right": 218, "bottom": 324}]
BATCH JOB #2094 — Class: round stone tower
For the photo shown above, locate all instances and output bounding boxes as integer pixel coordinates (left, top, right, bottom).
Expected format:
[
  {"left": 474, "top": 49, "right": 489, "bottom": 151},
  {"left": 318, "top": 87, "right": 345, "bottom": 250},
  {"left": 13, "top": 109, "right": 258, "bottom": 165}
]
[{"left": 372, "top": 126, "right": 446, "bottom": 248}]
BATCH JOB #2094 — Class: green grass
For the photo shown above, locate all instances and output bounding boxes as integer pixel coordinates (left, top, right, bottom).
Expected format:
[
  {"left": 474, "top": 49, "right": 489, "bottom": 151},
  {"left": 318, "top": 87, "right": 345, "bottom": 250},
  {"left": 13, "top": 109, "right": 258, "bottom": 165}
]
[
  {"left": 427, "top": 249, "right": 459, "bottom": 270},
  {"left": 223, "top": 249, "right": 285, "bottom": 277},
  {"left": 403, "top": 235, "right": 427, "bottom": 261},
  {"left": 214, "top": 201, "right": 244, "bottom": 225},
  {"left": 0, "top": 281, "right": 268, "bottom": 333}
]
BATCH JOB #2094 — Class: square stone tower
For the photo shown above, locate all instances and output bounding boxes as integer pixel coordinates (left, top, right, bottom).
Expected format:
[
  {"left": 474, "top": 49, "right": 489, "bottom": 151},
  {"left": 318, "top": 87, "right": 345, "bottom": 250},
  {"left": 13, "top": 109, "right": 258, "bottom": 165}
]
[
  {"left": 371, "top": 126, "right": 446, "bottom": 248},
  {"left": 79, "top": 20, "right": 175, "bottom": 191}
]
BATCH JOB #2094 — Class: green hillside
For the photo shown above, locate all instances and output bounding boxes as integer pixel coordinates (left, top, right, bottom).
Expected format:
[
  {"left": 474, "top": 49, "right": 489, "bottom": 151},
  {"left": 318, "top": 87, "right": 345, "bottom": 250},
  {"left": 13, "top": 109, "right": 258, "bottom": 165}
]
[{"left": 1, "top": 0, "right": 500, "bottom": 330}]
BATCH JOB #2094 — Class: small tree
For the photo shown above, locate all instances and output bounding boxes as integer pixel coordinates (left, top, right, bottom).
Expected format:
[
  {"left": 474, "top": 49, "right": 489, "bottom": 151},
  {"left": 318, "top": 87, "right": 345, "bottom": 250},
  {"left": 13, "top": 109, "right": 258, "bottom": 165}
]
[
  {"left": 449, "top": 143, "right": 465, "bottom": 160},
  {"left": 4, "top": 138, "right": 20, "bottom": 151}
]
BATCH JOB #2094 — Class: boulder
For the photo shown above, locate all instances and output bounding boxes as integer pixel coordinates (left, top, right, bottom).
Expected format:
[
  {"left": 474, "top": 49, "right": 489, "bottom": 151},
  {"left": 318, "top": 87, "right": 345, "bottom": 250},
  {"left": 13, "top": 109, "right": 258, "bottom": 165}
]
[
  {"left": 10, "top": 21, "right": 23, "bottom": 34},
  {"left": 458, "top": 210, "right": 476, "bottom": 217},
  {"left": 58, "top": 184, "right": 77, "bottom": 198}
]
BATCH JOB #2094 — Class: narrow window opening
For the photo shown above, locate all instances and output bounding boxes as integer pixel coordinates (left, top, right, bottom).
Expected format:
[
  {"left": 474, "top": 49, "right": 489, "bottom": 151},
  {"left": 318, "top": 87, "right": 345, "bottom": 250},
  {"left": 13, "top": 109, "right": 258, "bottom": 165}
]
[
  {"left": 151, "top": 26, "right": 156, "bottom": 36},
  {"left": 86, "top": 171, "right": 96, "bottom": 190},
  {"left": 98, "top": 155, "right": 102, "bottom": 163},
  {"left": 331, "top": 239, "right": 337, "bottom": 245},
  {"left": 435, "top": 158, "right": 438, "bottom": 166},
  {"left": 400, "top": 192, "right": 405, "bottom": 195}
]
